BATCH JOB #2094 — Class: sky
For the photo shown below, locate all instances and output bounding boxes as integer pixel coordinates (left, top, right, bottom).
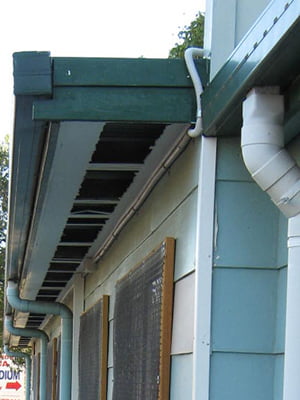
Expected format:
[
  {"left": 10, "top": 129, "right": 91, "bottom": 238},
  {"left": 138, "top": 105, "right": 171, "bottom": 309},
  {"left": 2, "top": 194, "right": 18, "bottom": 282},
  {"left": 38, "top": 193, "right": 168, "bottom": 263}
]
[{"left": 0, "top": 0, "right": 206, "bottom": 142}]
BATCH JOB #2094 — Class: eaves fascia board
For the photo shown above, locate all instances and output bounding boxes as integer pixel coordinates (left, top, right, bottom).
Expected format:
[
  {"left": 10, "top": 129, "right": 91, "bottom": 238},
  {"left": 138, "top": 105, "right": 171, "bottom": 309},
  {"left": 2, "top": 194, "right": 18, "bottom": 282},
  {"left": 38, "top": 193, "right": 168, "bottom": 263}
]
[
  {"left": 52, "top": 57, "right": 210, "bottom": 88},
  {"left": 32, "top": 57, "right": 210, "bottom": 124},
  {"left": 202, "top": 0, "right": 300, "bottom": 138},
  {"left": 12, "top": 52, "right": 210, "bottom": 124},
  {"left": 6, "top": 96, "right": 48, "bottom": 281},
  {"left": 7, "top": 52, "right": 54, "bottom": 281}
]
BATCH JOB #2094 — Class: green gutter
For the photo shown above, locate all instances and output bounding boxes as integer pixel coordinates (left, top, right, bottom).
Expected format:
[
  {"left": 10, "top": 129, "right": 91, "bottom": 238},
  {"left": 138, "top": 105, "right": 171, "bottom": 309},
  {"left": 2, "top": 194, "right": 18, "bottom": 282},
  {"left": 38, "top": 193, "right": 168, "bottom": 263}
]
[{"left": 201, "top": 0, "right": 300, "bottom": 138}]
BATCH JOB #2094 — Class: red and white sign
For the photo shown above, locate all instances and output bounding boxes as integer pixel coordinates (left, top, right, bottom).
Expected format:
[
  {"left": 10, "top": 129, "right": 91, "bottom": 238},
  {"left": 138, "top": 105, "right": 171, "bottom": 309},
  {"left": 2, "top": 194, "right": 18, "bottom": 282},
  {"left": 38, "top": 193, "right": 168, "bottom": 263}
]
[{"left": 0, "top": 355, "right": 25, "bottom": 400}]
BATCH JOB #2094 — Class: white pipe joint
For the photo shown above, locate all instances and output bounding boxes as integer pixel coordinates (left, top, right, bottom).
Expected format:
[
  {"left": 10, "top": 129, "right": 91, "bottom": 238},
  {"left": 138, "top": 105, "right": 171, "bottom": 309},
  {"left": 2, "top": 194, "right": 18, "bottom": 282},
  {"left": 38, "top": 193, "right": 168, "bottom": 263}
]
[
  {"left": 241, "top": 87, "right": 300, "bottom": 218},
  {"left": 184, "top": 47, "right": 205, "bottom": 137}
]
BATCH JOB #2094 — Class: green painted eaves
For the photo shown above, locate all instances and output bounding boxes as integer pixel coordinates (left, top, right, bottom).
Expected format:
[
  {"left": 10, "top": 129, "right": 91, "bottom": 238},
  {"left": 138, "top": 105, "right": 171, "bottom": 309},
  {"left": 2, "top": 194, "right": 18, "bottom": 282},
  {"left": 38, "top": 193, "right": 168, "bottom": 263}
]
[
  {"left": 13, "top": 53, "right": 210, "bottom": 123},
  {"left": 52, "top": 57, "right": 209, "bottom": 87},
  {"left": 202, "top": 0, "right": 300, "bottom": 140}
]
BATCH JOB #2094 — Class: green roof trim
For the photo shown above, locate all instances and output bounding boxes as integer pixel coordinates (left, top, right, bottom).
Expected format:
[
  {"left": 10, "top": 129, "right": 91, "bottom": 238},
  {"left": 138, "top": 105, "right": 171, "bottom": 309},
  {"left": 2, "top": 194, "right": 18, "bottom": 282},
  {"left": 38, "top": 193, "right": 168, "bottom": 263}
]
[
  {"left": 33, "top": 86, "right": 197, "bottom": 123},
  {"left": 12, "top": 53, "right": 209, "bottom": 124},
  {"left": 201, "top": 0, "right": 300, "bottom": 139},
  {"left": 13, "top": 52, "right": 52, "bottom": 95},
  {"left": 52, "top": 57, "right": 209, "bottom": 87}
]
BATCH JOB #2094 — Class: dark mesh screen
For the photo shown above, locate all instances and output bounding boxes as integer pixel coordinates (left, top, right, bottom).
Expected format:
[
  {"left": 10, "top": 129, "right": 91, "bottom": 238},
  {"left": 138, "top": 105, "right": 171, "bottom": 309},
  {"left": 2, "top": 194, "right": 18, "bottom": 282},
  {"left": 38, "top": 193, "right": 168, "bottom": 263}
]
[
  {"left": 113, "top": 243, "right": 167, "bottom": 400},
  {"left": 79, "top": 299, "right": 103, "bottom": 399}
]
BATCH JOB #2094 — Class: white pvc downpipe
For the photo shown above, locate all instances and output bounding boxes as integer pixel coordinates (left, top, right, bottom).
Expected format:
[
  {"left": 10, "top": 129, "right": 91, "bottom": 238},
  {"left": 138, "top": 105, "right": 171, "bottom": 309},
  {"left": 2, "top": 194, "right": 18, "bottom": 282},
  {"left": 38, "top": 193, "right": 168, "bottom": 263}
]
[
  {"left": 192, "top": 136, "right": 217, "bottom": 400},
  {"left": 241, "top": 87, "right": 300, "bottom": 400},
  {"left": 184, "top": 48, "right": 205, "bottom": 137}
]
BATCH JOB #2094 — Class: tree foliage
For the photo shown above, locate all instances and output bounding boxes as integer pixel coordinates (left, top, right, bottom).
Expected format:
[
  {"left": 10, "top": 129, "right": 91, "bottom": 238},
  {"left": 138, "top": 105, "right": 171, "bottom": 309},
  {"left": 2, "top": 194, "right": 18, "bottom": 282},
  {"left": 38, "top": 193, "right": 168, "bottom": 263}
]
[
  {"left": 0, "top": 138, "right": 25, "bottom": 368},
  {"left": 0, "top": 136, "right": 9, "bottom": 346},
  {"left": 169, "top": 12, "right": 205, "bottom": 58}
]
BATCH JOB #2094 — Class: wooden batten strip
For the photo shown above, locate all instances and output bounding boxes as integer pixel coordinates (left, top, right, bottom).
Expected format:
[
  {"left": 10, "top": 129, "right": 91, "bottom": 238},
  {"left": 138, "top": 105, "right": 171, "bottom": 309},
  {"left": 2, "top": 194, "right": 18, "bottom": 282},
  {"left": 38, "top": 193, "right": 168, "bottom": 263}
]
[
  {"left": 52, "top": 338, "right": 58, "bottom": 400},
  {"left": 100, "top": 295, "right": 109, "bottom": 400},
  {"left": 159, "top": 237, "right": 175, "bottom": 400}
]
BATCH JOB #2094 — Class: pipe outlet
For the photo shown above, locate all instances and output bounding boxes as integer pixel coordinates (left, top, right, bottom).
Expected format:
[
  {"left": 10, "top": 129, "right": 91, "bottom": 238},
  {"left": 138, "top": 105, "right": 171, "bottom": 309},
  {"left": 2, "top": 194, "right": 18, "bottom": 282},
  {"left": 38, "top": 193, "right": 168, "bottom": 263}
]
[
  {"left": 184, "top": 47, "right": 205, "bottom": 137},
  {"left": 241, "top": 87, "right": 300, "bottom": 218}
]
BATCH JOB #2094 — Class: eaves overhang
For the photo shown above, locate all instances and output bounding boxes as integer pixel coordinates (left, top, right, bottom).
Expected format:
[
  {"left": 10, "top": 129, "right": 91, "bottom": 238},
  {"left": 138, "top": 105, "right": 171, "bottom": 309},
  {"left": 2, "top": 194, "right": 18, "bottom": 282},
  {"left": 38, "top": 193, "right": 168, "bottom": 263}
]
[
  {"left": 202, "top": 0, "right": 300, "bottom": 142},
  {"left": 6, "top": 51, "right": 209, "bottom": 343}
]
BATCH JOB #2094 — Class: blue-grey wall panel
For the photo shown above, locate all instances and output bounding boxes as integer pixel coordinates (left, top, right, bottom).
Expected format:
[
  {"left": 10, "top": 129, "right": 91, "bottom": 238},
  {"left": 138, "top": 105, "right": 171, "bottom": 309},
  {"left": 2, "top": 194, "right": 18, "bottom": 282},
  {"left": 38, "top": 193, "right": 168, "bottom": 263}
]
[
  {"left": 274, "top": 267, "right": 287, "bottom": 353},
  {"left": 274, "top": 355, "right": 284, "bottom": 400},
  {"left": 210, "top": 352, "right": 277, "bottom": 400},
  {"left": 170, "top": 354, "right": 193, "bottom": 400},
  {"left": 277, "top": 213, "right": 288, "bottom": 267},
  {"left": 214, "top": 180, "right": 280, "bottom": 268},
  {"left": 211, "top": 268, "right": 278, "bottom": 353},
  {"left": 216, "top": 137, "right": 252, "bottom": 182}
]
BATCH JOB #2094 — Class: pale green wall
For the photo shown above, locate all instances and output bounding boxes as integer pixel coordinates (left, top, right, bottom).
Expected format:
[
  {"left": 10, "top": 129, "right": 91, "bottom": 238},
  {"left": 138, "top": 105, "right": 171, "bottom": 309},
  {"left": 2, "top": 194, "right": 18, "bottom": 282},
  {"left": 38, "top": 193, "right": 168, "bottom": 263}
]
[
  {"left": 210, "top": 137, "right": 287, "bottom": 400},
  {"left": 83, "top": 139, "right": 201, "bottom": 398}
]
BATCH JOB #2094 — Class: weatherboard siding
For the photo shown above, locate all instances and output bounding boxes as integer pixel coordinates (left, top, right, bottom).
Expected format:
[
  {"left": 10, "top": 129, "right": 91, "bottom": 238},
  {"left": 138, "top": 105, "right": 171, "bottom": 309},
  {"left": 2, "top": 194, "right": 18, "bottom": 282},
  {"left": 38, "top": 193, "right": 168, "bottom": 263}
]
[
  {"left": 170, "top": 354, "right": 193, "bottom": 399},
  {"left": 211, "top": 137, "right": 287, "bottom": 400}
]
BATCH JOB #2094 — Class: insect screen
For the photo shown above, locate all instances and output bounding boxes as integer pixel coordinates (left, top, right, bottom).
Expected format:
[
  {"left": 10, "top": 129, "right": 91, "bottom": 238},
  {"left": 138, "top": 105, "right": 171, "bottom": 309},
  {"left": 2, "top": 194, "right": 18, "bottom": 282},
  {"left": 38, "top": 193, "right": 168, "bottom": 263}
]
[
  {"left": 79, "top": 296, "right": 109, "bottom": 400},
  {"left": 113, "top": 238, "right": 175, "bottom": 400}
]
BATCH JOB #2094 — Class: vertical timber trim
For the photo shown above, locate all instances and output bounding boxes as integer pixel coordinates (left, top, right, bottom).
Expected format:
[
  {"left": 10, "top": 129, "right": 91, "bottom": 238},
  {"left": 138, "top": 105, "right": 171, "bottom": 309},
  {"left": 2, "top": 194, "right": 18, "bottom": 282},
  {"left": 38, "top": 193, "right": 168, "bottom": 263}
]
[
  {"left": 52, "top": 338, "right": 58, "bottom": 400},
  {"left": 159, "top": 237, "right": 175, "bottom": 400},
  {"left": 37, "top": 352, "right": 41, "bottom": 400},
  {"left": 100, "top": 295, "right": 109, "bottom": 400}
]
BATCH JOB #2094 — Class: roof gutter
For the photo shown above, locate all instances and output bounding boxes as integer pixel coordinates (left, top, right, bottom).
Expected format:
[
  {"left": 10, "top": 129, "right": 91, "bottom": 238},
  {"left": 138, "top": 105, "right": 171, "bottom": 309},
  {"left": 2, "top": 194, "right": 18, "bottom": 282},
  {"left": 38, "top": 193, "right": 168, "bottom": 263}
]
[
  {"left": 5, "top": 316, "right": 47, "bottom": 400},
  {"left": 6, "top": 281, "right": 73, "bottom": 400},
  {"left": 241, "top": 87, "right": 300, "bottom": 399}
]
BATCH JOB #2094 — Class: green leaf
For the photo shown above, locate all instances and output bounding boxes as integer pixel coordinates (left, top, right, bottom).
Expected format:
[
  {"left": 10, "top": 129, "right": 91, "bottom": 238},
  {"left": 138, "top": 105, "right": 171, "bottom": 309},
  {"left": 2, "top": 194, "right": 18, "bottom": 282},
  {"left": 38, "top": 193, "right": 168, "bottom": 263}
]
[{"left": 169, "top": 12, "right": 205, "bottom": 58}]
